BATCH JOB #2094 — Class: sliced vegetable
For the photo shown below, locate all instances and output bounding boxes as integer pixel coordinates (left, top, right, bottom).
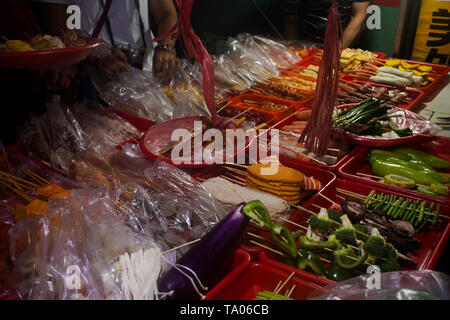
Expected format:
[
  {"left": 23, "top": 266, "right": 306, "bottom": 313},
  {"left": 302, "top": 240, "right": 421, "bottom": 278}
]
[
  {"left": 271, "top": 222, "right": 298, "bottom": 258},
  {"left": 384, "top": 174, "right": 416, "bottom": 189},
  {"left": 297, "top": 249, "right": 325, "bottom": 275}
]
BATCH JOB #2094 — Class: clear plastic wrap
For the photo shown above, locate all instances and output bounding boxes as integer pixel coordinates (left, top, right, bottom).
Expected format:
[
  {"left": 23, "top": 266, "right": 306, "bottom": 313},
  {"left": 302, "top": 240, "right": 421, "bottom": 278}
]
[
  {"left": 308, "top": 270, "right": 450, "bottom": 300},
  {"left": 96, "top": 67, "right": 175, "bottom": 123},
  {"left": 143, "top": 160, "right": 228, "bottom": 243},
  {"left": 8, "top": 216, "right": 53, "bottom": 300}
]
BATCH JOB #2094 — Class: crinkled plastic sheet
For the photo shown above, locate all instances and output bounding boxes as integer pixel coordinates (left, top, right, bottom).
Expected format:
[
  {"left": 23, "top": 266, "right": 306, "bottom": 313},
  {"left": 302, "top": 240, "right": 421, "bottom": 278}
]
[
  {"left": 9, "top": 188, "right": 165, "bottom": 300},
  {"left": 309, "top": 271, "right": 450, "bottom": 300},
  {"left": 97, "top": 68, "right": 175, "bottom": 123},
  {"left": 144, "top": 160, "right": 227, "bottom": 239}
]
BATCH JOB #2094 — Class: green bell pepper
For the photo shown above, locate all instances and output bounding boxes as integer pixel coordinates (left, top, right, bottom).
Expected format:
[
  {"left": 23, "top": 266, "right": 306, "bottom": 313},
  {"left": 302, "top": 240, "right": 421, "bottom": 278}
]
[
  {"left": 271, "top": 222, "right": 298, "bottom": 258},
  {"left": 297, "top": 249, "right": 326, "bottom": 276},
  {"left": 333, "top": 245, "right": 368, "bottom": 270},
  {"left": 298, "top": 234, "right": 339, "bottom": 251},
  {"left": 241, "top": 200, "right": 272, "bottom": 229}
]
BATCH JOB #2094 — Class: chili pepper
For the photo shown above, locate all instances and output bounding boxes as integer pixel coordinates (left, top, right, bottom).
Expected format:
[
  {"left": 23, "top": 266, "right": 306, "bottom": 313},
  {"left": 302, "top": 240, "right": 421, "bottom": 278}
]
[
  {"left": 411, "top": 201, "right": 426, "bottom": 226},
  {"left": 365, "top": 190, "right": 376, "bottom": 206},
  {"left": 389, "top": 123, "right": 413, "bottom": 137},
  {"left": 334, "top": 245, "right": 368, "bottom": 270},
  {"left": 387, "top": 198, "right": 401, "bottom": 217},
  {"left": 297, "top": 249, "right": 325, "bottom": 276},
  {"left": 394, "top": 198, "right": 411, "bottom": 219},
  {"left": 382, "top": 194, "right": 395, "bottom": 212},
  {"left": 242, "top": 200, "right": 272, "bottom": 229},
  {"left": 298, "top": 235, "right": 339, "bottom": 251},
  {"left": 414, "top": 201, "right": 427, "bottom": 228},
  {"left": 432, "top": 205, "right": 440, "bottom": 226},
  {"left": 372, "top": 194, "right": 387, "bottom": 211},
  {"left": 371, "top": 159, "right": 441, "bottom": 186},
  {"left": 271, "top": 222, "right": 297, "bottom": 258},
  {"left": 405, "top": 200, "right": 420, "bottom": 221},
  {"left": 370, "top": 149, "right": 410, "bottom": 162},
  {"left": 369, "top": 154, "right": 448, "bottom": 184},
  {"left": 393, "top": 148, "right": 450, "bottom": 169}
]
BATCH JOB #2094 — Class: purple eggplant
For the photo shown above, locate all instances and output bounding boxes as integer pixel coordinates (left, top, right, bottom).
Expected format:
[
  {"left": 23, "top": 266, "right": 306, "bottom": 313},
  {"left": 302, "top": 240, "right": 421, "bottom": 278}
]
[{"left": 158, "top": 203, "right": 249, "bottom": 300}]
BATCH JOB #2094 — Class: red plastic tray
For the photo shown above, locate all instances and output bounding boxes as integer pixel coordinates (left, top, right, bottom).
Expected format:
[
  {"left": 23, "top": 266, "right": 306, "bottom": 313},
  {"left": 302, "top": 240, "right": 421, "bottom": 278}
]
[
  {"left": 340, "top": 80, "right": 425, "bottom": 111},
  {"left": 274, "top": 113, "right": 359, "bottom": 171},
  {"left": 304, "top": 178, "right": 449, "bottom": 270},
  {"left": 0, "top": 38, "right": 104, "bottom": 69},
  {"left": 379, "top": 59, "right": 450, "bottom": 93},
  {"left": 256, "top": 177, "right": 450, "bottom": 285},
  {"left": 334, "top": 103, "right": 434, "bottom": 148},
  {"left": 227, "top": 93, "right": 304, "bottom": 122},
  {"left": 337, "top": 136, "right": 450, "bottom": 203},
  {"left": 205, "top": 259, "right": 322, "bottom": 300}
]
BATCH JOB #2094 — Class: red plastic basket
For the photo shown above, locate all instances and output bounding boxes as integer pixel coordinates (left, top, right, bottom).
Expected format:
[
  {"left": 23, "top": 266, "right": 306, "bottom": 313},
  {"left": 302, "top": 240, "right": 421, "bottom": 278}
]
[
  {"left": 204, "top": 259, "right": 322, "bottom": 300},
  {"left": 337, "top": 136, "right": 450, "bottom": 203}
]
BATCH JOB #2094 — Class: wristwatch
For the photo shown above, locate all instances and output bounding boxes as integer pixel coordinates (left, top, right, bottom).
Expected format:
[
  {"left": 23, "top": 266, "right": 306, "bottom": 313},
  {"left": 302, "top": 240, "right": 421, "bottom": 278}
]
[{"left": 154, "top": 43, "right": 176, "bottom": 54}]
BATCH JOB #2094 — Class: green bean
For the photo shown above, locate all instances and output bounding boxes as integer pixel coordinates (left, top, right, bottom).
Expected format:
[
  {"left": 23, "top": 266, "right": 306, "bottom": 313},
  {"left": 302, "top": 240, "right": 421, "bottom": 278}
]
[{"left": 432, "top": 205, "right": 440, "bottom": 227}]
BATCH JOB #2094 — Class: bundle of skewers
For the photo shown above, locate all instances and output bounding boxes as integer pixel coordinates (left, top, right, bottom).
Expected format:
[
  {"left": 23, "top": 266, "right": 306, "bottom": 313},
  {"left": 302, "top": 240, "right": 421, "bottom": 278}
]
[{"left": 250, "top": 78, "right": 314, "bottom": 101}]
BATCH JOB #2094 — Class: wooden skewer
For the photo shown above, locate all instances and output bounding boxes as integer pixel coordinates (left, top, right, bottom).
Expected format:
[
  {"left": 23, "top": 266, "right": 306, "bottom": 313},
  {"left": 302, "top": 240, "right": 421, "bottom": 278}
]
[
  {"left": 0, "top": 171, "right": 40, "bottom": 187},
  {"left": 162, "top": 238, "right": 201, "bottom": 255},
  {"left": 250, "top": 240, "right": 287, "bottom": 257},
  {"left": 274, "top": 272, "right": 295, "bottom": 295},
  {"left": 318, "top": 193, "right": 340, "bottom": 207},
  {"left": 217, "top": 100, "right": 232, "bottom": 114},
  {"left": 0, "top": 201, "right": 14, "bottom": 212},
  {"left": 23, "top": 170, "right": 49, "bottom": 185},
  {"left": 0, "top": 176, "right": 34, "bottom": 191},
  {"left": 287, "top": 285, "right": 296, "bottom": 298},
  {"left": 273, "top": 280, "right": 283, "bottom": 293},
  {"left": 0, "top": 180, "right": 33, "bottom": 202},
  {"left": 223, "top": 108, "right": 255, "bottom": 125},
  {"left": 336, "top": 188, "right": 448, "bottom": 220},
  {"left": 356, "top": 172, "right": 382, "bottom": 180},
  {"left": 219, "top": 175, "right": 246, "bottom": 186}
]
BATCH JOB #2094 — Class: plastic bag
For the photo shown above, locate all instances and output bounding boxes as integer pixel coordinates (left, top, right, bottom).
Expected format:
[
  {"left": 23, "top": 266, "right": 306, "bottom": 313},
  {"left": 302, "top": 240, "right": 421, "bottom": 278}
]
[
  {"left": 144, "top": 160, "right": 227, "bottom": 242},
  {"left": 97, "top": 68, "right": 175, "bottom": 123},
  {"left": 309, "top": 270, "right": 450, "bottom": 300},
  {"left": 8, "top": 216, "right": 53, "bottom": 300}
]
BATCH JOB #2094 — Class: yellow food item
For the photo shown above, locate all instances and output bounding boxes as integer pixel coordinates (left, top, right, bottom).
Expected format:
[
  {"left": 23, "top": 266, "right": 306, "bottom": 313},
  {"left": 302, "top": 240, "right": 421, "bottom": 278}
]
[
  {"left": 385, "top": 59, "right": 401, "bottom": 67},
  {"left": 6, "top": 40, "right": 33, "bottom": 52},
  {"left": 26, "top": 199, "right": 48, "bottom": 217},
  {"left": 418, "top": 65, "right": 432, "bottom": 72},
  {"left": 14, "top": 204, "right": 28, "bottom": 222},
  {"left": 400, "top": 61, "right": 419, "bottom": 70}
]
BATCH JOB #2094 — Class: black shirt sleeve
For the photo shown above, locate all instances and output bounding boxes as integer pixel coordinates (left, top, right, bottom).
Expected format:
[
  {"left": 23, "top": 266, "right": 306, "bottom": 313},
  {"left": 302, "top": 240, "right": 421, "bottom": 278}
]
[{"left": 282, "top": 0, "right": 300, "bottom": 15}]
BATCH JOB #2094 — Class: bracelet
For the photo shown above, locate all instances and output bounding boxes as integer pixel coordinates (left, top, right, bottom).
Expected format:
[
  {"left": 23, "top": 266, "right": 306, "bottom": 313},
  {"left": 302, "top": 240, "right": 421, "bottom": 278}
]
[{"left": 154, "top": 43, "right": 176, "bottom": 54}]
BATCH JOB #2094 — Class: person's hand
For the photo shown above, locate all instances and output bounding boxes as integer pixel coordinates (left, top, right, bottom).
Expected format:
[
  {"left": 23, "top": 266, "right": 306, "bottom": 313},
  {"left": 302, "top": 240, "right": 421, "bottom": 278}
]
[
  {"left": 153, "top": 48, "right": 181, "bottom": 82},
  {"left": 96, "top": 47, "right": 132, "bottom": 76}
]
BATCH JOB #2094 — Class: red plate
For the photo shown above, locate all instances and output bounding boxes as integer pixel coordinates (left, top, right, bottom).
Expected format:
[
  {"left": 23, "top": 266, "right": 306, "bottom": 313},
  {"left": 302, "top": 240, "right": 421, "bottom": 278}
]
[
  {"left": 0, "top": 38, "right": 104, "bottom": 69},
  {"left": 337, "top": 136, "right": 450, "bottom": 203},
  {"left": 140, "top": 116, "right": 255, "bottom": 169},
  {"left": 334, "top": 103, "right": 435, "bottom": 148}
]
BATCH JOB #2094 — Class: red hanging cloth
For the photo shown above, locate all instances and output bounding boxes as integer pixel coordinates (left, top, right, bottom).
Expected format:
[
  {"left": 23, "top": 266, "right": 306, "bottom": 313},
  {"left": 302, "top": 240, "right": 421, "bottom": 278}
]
[{"left": 154, "top": 0, "right": 217, "bottom": 126}]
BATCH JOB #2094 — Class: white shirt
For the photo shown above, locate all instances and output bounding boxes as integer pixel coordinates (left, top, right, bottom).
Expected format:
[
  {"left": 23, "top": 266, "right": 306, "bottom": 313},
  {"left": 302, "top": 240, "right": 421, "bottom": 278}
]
[{"left": 34, "top": 0, "right": 155, "bottom": 70}]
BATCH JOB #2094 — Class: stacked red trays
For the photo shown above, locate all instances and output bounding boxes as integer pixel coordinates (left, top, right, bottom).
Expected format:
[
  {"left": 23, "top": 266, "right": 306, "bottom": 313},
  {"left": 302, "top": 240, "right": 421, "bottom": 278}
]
[{"left": 204, "top": 250, "right": 323, "bottom": 300}]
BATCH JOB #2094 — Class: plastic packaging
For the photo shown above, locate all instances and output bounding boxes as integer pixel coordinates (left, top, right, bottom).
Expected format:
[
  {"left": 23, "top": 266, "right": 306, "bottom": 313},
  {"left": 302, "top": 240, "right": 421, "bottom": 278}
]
[{"left": 308, "top": 270, "right": 450, "bottom": 300}]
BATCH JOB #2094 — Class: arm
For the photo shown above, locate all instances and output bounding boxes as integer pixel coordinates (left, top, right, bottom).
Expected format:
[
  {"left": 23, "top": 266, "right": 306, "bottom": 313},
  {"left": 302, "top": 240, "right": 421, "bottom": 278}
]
[
  {"left": 341, "top": 1, "right": 370, "bottom": 48},
  {"left": 149, "top": 0, "right": 181, "bottom": 81},
  {"left": 282, "top": 0, "right": 300, "bottom": 40}
]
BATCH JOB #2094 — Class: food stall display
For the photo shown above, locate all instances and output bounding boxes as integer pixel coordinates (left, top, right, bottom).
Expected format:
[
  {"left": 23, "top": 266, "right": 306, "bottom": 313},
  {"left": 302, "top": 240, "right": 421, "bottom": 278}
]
[{"left": 1, "top": 24, "right": 449, "bottom": 302}]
